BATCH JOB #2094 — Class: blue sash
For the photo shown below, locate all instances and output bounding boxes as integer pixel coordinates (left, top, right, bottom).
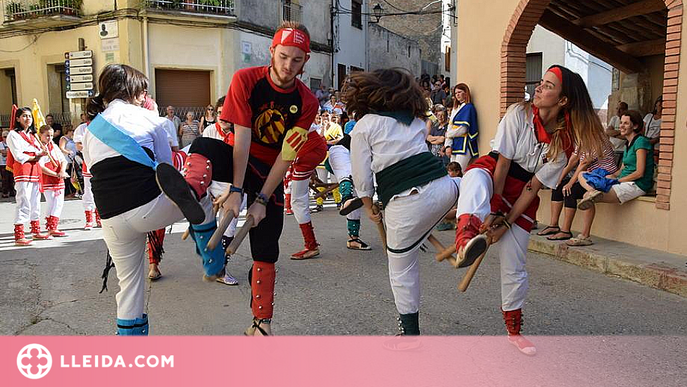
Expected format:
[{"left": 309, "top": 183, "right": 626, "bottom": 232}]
[{"left": 88, "top": 114, "right": 158, "bottom": 170}]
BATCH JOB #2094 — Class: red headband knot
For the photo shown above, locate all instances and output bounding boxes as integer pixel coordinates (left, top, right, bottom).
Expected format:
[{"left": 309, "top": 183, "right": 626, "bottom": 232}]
[
  {"left": 272, "top": 28, "right": 311, "bottom": 54},
  {"left": 548, "top": 67, "right": 563, "bottom": 85}
]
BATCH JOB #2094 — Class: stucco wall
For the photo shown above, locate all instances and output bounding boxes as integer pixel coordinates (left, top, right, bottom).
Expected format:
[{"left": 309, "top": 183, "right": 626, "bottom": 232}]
[
  {"left": 368, "top": 24, "right": 421, "bottom": 76},
  {"left": 457, "top": 0, "right": 687, "bottom": 255},
  {"left": 334, "top": 0, "right": 368, "bottom": 88},
  {"left": 527, "top": 25, "right": 565, "bottom": 72},
  {"left": 0, "top": 23, "right": 120, "bottom": 117}
]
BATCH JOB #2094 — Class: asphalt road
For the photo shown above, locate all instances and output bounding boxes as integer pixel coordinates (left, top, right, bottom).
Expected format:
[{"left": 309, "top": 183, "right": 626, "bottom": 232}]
[{"left": 2, "top": 197, "right": 686, "bottom": 338}]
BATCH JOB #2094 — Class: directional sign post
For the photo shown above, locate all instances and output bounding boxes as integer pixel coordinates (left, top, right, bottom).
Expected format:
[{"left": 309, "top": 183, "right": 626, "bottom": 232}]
[{"left": 65, "top": 50, "right": 94, "bottom": 99}]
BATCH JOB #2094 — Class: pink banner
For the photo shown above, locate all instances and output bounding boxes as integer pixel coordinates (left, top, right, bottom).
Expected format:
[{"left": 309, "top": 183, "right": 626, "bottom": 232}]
[{"left": 2, "top": 336, "right": 685, "bottom": 386}]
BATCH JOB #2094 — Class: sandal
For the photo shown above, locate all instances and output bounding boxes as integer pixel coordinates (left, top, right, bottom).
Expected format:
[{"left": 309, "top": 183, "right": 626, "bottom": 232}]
[
  {"left": 578, "top": 190, "right": 603, "bottom": 211},
  {"left": 148, "top": 265, "right": 162, "bottom": 280},
  {"left": 546, "top": 231, "right": 573, "bottom": 241},
  {"left": 347, "top": 238, "right": 372, "bottom": 250},
  {"left": 566, "top": 235, "right": 593, "bottom": 246},
  {"left": 536, "top": 225, "right": 560, "bottom": 236},
  {"left": 339, "top": 197, "right": 364, "bottom": 216}
]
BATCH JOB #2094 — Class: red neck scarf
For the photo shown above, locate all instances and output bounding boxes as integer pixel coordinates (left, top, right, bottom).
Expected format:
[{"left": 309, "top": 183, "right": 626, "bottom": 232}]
[
  {"left": 215, "top": 122, "right": 232, "bottom": 145},
  {"left": 531, "top": 105, "right": 573, "bottom": 158}
]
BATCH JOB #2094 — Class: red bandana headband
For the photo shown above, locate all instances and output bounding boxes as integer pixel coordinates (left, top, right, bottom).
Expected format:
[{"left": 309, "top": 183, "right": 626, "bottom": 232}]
[
  {"left": 272, "top": 28, "right": 310, "bottom": 54},
  {"left": 548, "top": 66, "right": 563, "bottom": 84}
]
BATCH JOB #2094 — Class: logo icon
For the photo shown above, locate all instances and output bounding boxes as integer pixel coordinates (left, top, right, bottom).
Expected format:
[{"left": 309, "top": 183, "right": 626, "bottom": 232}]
[{"left": 17, "top": 344, "right": 52, "bottom": 380}]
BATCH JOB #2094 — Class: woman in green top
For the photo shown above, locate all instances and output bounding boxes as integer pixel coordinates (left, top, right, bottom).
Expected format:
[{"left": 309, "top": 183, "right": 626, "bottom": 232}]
[{"left": 577, "top": 109, "right": 654, "bottom": 212}]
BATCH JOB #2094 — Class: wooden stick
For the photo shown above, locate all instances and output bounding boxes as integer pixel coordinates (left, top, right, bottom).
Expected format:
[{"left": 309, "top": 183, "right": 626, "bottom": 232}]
[
  {"left": 313, "top": 183, "right": 339, "bottom": 200},
  {"left": 427, "top": 234, "right": 445, "bottom": 251},
  {"left": 428, "top": 235, "right": 459, "bottom": 267},
  {"left": 371, "top": 205, "right": 387, "bottom": 251},
  {"left": 226, "top": 216, "right": 255, "bottom": 255},
  {"left": 182, "top": 228, "right": 190, "bottom": 240},
  {"left": 206, "top": 209, "right": 235, "bottom": 251},
  {"left": 458, "top": 250, "right": 488, "bottom": 292}
]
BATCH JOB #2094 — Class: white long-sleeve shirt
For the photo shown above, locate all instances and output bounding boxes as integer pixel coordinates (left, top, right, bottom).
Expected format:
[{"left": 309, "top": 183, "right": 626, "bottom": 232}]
[
  {"left": 83, "top": 99, "right": 173, "bottom": 168},
  {"left": 351, "top": 114, "right": 429, "bottom": 199},
  {"left": 492, "top": 104, "right": 567, "bottom": 189}
]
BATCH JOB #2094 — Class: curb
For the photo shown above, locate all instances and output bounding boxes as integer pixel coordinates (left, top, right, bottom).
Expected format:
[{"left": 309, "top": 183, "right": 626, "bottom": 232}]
[{"left": 528, "top": 238, "right": 687, "bottom": 299}]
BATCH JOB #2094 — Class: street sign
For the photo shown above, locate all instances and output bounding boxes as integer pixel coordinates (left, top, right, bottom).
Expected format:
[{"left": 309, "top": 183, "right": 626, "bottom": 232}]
[
  {"left": 64, "top": 50, "right": 92, "bottom": 59},
  {"left": 64, "top": 50, "right": 95, "bottom": 99},
  {"left": 68, "top": 82, "right": 94, "bottom": 91},
  {"left": 66, "top": 74, "right": 93, "bottom": 83},
  {"left": 65, "top": 58, "right": 93, "bottom": 67},
  {"left": 66, "top": 91, "right": 93, "bottom": 99},
  {"left": 66, "top": 66, "right": 93, "bottom": 75}
]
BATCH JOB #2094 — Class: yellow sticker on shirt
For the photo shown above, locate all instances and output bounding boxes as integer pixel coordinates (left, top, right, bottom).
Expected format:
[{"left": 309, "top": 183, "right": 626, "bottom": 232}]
[{"left": 282, "top": 126, "right": 309, "bottom": 161}]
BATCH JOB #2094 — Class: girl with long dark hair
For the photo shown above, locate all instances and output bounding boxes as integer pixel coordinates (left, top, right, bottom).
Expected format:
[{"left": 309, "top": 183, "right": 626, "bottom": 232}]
[
  {"left": 454, "top": 65, "right": 608, "bottom": 355},
  {"left": 6, "top": 107, "right": 51, "bottom": 245}
]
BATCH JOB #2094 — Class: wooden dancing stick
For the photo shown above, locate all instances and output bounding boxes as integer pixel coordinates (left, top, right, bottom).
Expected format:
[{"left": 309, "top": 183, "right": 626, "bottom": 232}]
[
  {"left": 226, "top": 215, "right": 255, "bottom": 255},
  {"left": 313, "top": 183, "right": 339, "bottom": 200},
  {"left": 371, "top": 204, "right": 387, "bottom": 251},
  {"left": 458, "top": 251, "right": 487, "bottom": 292},
  {"left": 206, "top": 209, "right": 235, "bottom": 251},
  {"left": 427, "top": 235, "right": 458, "bottom": 267},
  {"left": 182, "top": 228, "right": 190, "bottom": 240}
]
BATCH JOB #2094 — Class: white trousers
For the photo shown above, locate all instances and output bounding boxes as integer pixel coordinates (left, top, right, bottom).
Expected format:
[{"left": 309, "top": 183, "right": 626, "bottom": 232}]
[
  {"left": 14, "top": 181, "right": 41, "bottom": 224},
  {"left": 82, "top": 176, "right": 95, "bottom": 211},
  {"left": 456, "top": 168, "right": 529, "bottom": 311},
  {"left": 450, "top": 153, "right": 473, "bottom": 174},
  {"left": 208, "top": 181, "right": 247, "bottom": 238},
  {"left": 386, "top": 176, "right": 459, "bottom": 314},
  {"left": 290, "top": 178, "right": 311, "bottom": 225},
  {"left": 316, "top": 167, "right": 332, "bottom": 183},
  {"left": 328, "top": 145, "right": 360, "bottom": 221},
  {"left": 44, "top": 189, "right": 65, "bottom": 218},
  {"left": 101, "top": 193, "right": 213, "bottom": 319}
]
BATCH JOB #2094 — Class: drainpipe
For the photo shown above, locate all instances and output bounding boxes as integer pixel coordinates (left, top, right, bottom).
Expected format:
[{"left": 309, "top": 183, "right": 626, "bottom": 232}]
[
  {"left": 330, "top": 0, "right": 336, "bottom": 88},
  {"left": 143, "top": 15, "right": 150, "bottom": 78}
]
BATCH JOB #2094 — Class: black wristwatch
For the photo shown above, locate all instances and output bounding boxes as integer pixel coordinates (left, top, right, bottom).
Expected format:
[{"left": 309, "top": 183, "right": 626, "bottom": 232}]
[{"left": 229, "top": 185, "right": 244, "bottom": 195}]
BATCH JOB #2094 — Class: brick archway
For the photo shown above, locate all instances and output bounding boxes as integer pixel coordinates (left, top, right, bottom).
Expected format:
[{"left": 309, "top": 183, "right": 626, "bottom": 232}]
[{"left": 500, "top": 0, "right": 682, "bottom": 210}]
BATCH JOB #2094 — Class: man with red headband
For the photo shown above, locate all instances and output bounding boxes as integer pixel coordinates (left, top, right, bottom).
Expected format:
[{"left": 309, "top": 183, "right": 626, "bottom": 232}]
[
  {"left": 452, "top": 65, "right": 596, "bottom": 355},
  {"left": 212, "top": 21, "right": 318, "bottom": 335}
]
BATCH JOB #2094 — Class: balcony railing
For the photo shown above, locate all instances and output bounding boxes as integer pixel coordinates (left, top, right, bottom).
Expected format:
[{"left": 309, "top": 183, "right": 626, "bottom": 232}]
[
  {"left": 282, "top": 0, "right": 301, "bottom": 23},
  {"left": 2, "top": 0, "right": 81, "bottom": 22},
  {"left": 143, "top": 0, "right": 235, "bottom": 16}
]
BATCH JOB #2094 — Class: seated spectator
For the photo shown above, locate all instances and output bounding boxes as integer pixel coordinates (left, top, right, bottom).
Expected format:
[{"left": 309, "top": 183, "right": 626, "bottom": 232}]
[
  {"left": 571, "top": 110, "right": 655, "bottom": 246},
  {"left": 538, "top": 139, "right": 617, "bottom": 241},
  {"left": 643, "top": 96, "right": 662, "bottom": 157},
  {"left": 606, "top": 101, "right": 628, "bottom": 166}
]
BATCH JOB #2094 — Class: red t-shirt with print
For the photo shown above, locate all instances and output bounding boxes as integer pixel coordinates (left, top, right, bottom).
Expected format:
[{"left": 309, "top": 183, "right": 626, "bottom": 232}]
[{"left": 220, "top": 66, "right": 319, "bottom": 165}]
